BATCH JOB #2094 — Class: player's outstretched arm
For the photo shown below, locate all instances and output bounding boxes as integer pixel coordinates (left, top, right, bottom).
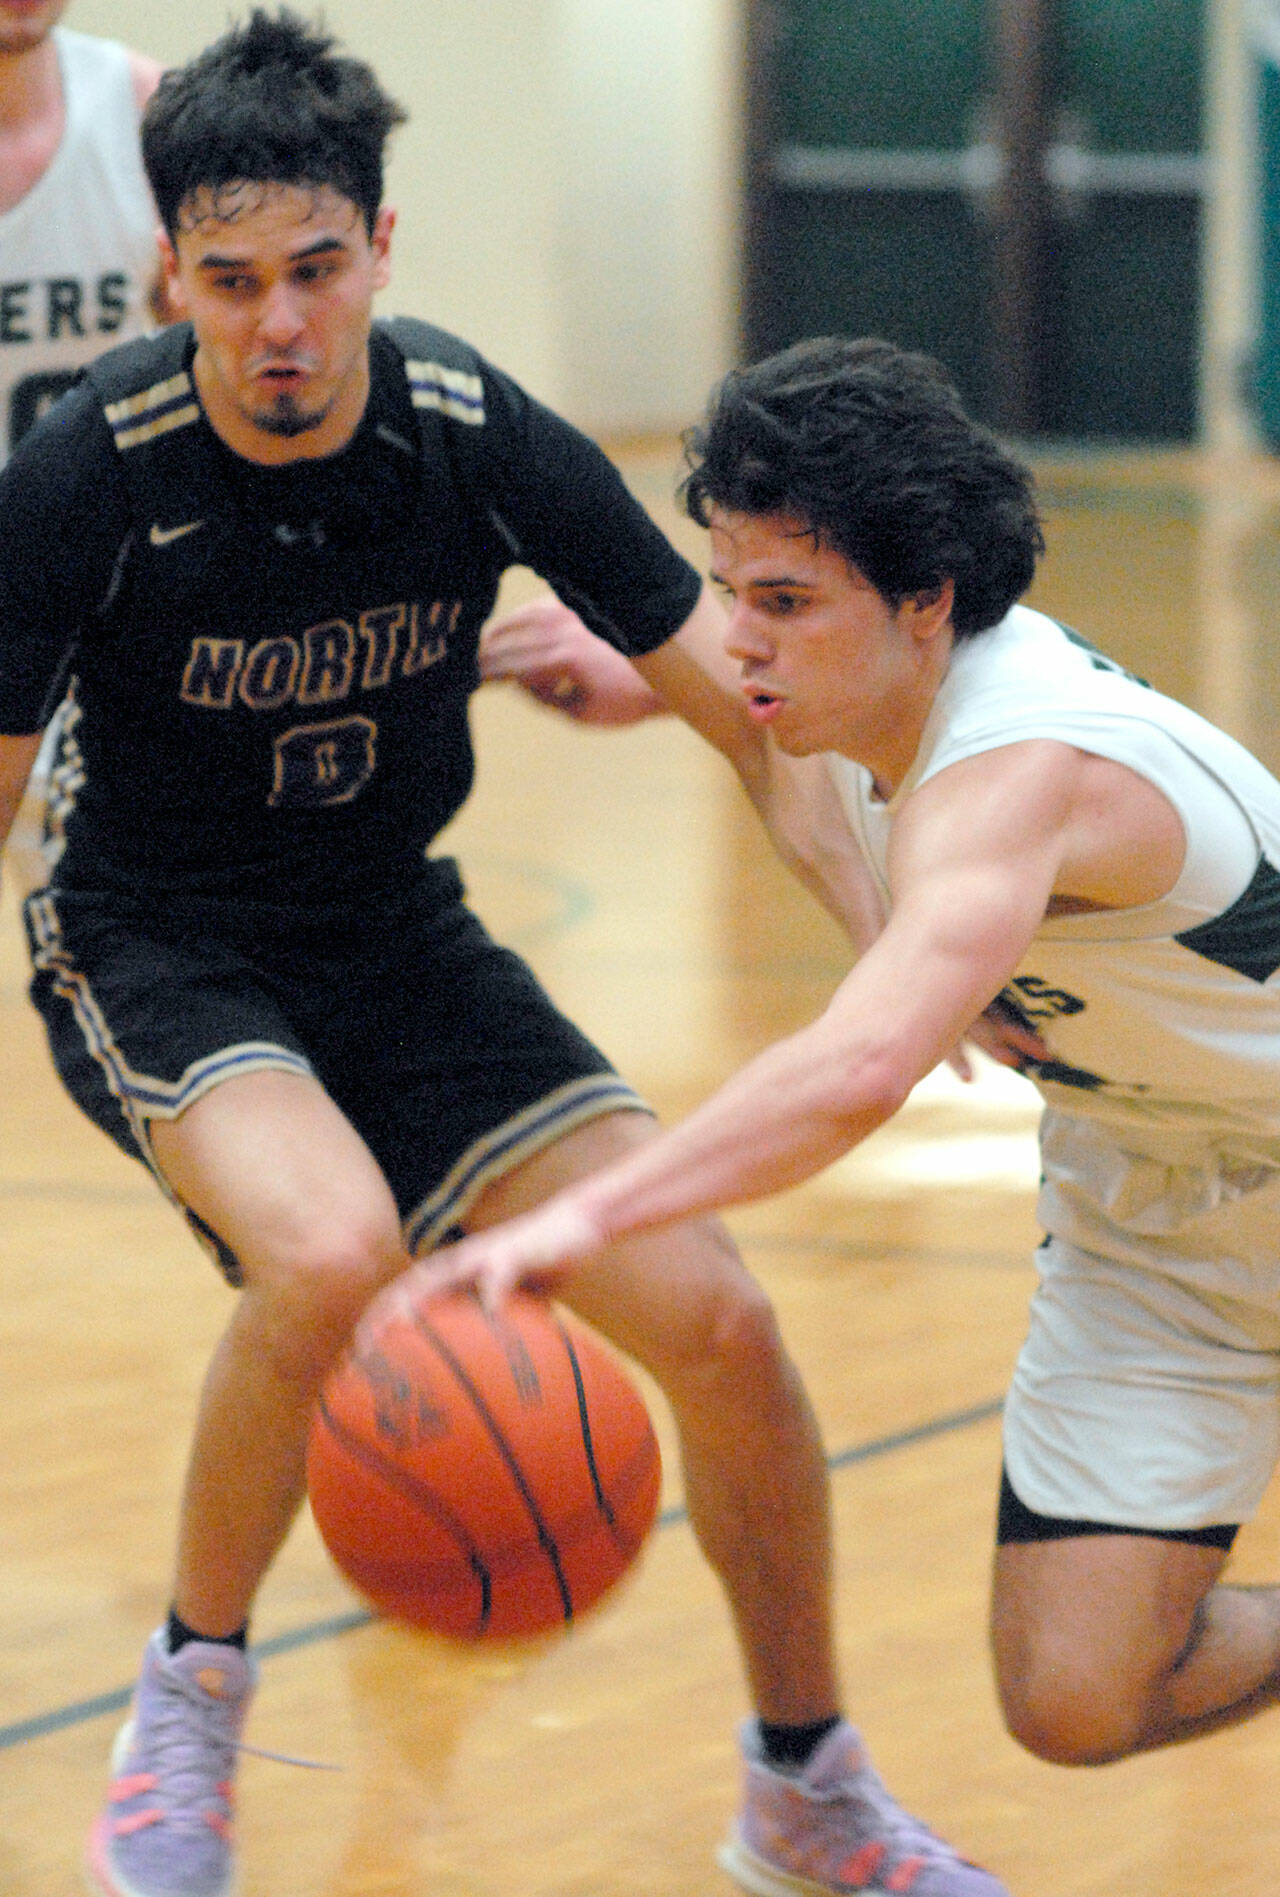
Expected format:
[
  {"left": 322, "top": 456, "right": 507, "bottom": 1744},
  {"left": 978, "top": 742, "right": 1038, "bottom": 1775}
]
[{"left": 404, "top": 742, "right": 1097, "bottom": 1311}]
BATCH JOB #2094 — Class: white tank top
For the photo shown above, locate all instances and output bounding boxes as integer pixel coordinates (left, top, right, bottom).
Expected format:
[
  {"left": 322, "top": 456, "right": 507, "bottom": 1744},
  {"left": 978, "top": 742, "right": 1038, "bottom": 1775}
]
[
  {"left": 828, "top": 603, "right": 1280, "bottom": 1165},
  {"left": 0, "top": 28, "right": 158, "bottom": 464}
]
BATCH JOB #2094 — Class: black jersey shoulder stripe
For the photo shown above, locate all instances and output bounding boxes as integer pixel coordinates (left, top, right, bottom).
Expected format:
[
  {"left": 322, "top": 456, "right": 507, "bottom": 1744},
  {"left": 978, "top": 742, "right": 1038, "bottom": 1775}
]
[
  {"left": 404, "top": 358, "right": 486, "bottom": 426},
  {"left": 102, "top": 368, "right": 200, "bottom": 451}
]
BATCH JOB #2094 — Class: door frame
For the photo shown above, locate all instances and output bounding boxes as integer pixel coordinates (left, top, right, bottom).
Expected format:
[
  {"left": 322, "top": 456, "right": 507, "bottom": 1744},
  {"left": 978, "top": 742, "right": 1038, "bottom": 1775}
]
[{"left": 739, "top": 0, "right": 1244, "bottom": 443}]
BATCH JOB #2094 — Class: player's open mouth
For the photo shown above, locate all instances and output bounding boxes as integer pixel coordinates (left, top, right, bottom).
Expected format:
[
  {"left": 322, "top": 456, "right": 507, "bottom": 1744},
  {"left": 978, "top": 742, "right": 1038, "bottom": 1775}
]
[{"left": 744, "top": 686, "right": 786, "bottom": 723}]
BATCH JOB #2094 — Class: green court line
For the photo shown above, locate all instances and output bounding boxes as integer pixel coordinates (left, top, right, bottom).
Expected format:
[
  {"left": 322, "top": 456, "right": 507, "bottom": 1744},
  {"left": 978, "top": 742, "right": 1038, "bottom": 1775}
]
[{"left": 0, "top": 1395, "right": 1002, "bottom": 1754}]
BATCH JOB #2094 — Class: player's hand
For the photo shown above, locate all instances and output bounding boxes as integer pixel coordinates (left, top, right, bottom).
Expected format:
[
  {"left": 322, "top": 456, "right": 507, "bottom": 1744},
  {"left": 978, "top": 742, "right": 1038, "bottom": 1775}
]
[
  {"left": 948, "top": 995, "right": 1051, "bottom": 1079},
  {"left": 478, "top": 596, "right": 664, "bottom": 725},
  {"left": 380, "top": 1196, "right": 610, "bottom": 1325}
]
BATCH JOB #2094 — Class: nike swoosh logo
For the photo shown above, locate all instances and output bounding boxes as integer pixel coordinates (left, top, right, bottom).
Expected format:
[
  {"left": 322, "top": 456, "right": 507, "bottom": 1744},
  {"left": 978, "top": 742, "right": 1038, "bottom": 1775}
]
[{"left": 149, "top": 519, "right": 206, "bottom": 546}]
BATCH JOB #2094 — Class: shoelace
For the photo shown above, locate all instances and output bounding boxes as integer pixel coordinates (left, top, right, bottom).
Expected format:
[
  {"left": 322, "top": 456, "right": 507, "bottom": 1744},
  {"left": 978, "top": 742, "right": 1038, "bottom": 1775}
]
[
  {"left": 234, "top": 1740, "right": 340, "bottom": 1771},
  {"left": 138, "top": 1678, "right": 341, "bottom": 1820}
]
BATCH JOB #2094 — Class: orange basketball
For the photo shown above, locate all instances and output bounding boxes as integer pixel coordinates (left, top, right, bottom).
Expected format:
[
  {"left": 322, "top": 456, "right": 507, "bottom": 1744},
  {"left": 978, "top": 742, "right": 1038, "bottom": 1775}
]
[{"left": 306, "top": 1289, "right": 661, "bottom": 1639}]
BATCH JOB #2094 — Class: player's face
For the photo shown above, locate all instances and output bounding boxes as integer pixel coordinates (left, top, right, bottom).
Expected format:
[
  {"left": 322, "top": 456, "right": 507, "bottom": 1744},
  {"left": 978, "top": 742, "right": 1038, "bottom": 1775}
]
[
  {"left": 708, "top": 507, "right": 954, "bottom": 788},
  {"left": 162, "top": 182, "right": 394, "bottom": 464},
  {"left": 0, "top": 0, "right": 69, "bottom": 54}
]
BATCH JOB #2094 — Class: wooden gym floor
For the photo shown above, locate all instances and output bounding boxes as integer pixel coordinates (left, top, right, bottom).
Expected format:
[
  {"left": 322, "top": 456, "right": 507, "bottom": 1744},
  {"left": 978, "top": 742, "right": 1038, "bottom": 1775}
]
[{"left": 5, "top": 442, "right": 1280, "bottom": 1896}]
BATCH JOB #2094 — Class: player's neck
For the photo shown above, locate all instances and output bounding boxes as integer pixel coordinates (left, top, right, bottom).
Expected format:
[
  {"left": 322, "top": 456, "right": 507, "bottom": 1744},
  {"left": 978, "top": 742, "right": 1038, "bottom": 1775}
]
[
  {"left": 0, "top": 34, "right": 63, "bottom": 212},
  {"left": 838, "top": 634, "right": 953, "bottom": 801}
]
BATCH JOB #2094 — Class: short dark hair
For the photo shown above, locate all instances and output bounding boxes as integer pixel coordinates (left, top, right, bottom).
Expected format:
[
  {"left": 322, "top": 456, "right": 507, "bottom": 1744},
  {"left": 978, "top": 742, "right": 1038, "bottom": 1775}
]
[
  {"left": 142, "top": 9, "right": 407, "bottom": 237},
  {"left": 681, "top": 337, "right": 1044, "bottom": 639}
]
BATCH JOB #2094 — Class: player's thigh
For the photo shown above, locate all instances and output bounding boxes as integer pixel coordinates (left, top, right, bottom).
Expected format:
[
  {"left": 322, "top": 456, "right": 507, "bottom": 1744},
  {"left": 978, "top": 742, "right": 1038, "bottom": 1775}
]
[
  {"left": 991, "top": 1529, "right": 1228, "bottom": 1711},
  {"left": 150, "top": 1068, "right": 405, "bottom": 1290},
  {"left": 25, "top": 886, "right": 404, "bottom": 1287},
  {"left": 464, "top": 1108, "right": 769, "bottom": 1374},
  {"left": 1005, "top": 1237, "right": 1280, "bottom": 1532},
  {"left": 312, "top": 869, "right": 645, "bottom": 1251}
]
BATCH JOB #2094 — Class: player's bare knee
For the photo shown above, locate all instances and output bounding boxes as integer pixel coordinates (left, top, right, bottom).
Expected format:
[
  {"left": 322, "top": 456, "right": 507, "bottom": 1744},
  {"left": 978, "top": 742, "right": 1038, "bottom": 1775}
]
[
  {"left": 996, "top": 1654, "right": 1148, "bottom": 1766},
  {"left": 658, "top": 1265, "right": 792, "bottom": 1413},
  {"left": 242, "top": 1216, "right": 405, "bottom": 1358}
]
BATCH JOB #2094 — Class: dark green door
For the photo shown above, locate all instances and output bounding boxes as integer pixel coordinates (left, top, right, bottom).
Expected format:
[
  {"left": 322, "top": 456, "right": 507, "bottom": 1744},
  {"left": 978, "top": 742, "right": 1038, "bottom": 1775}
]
[{"left": 744, "top": 0, "right": 1206, "bottom": 441}]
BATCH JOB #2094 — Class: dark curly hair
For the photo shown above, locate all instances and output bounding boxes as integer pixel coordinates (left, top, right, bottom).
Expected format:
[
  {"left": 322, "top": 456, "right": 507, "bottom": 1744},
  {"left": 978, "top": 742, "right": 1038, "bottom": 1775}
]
[
  {"left": 142, "top": 9, "right": 407, "bottom": 237},
  {"left": 682, "top": 337, "right": 1043, "bottom": 639}
]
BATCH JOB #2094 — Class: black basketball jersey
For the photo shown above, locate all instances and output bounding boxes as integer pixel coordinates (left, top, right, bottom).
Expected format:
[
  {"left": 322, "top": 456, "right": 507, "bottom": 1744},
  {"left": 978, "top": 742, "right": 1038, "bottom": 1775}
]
[{"left": 0, "top": 318, "right": 701, "bottom": 901}]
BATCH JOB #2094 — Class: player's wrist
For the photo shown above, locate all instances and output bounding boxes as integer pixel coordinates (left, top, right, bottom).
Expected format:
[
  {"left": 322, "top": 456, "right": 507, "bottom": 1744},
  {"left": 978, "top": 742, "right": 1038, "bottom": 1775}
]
[{"left": 553, "top": 1188, "right": 615, "bottom": 1259}]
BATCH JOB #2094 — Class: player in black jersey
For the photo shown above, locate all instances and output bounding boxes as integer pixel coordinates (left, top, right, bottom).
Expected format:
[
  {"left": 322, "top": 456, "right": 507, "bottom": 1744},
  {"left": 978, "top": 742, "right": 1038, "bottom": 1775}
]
[{"left": 0, "top": 15, "right": 1007, "bottom": 1897}]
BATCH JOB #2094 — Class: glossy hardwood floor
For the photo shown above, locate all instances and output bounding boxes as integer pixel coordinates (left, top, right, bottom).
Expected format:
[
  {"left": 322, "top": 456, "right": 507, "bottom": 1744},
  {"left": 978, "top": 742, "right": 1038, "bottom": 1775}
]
[{"left": 5, "top": 442, "right": 1280, "bottom": 1896}]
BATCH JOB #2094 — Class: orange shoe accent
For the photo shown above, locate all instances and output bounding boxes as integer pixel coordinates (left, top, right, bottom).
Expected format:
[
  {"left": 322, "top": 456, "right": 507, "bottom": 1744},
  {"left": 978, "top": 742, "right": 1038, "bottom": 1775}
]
[
  {"left": 886, "top": 1856, "right": 927, "bottom": 1891},
  {"left": 112, "top": 1809, "right": 162, "bottom": 1837},
  {"left": 839, "top": 1840, "right": 886, "bottom": 1885},
  {"left": 109, "top": 1773, "right": 158, "bottom": 1799}
]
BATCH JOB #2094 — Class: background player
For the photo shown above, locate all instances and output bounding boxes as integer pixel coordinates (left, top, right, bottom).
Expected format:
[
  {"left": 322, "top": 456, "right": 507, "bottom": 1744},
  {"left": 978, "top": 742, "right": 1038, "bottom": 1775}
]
[
  {"left": 0, "top": 0, "right": 167, "bottom": 891},
  {"left": 0, "top": 18, "right": 1007, "bottom": 1897},
  {"left": 0, "top": 0, "right": 165, "bottom": 463},
  {"left": 417, "top": 335, "right": 1280, "bottom": 1878}
]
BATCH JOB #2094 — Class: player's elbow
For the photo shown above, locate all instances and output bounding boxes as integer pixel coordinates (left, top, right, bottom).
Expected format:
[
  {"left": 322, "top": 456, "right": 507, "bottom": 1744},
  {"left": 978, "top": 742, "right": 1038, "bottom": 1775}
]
[{"left": 821, "top": 1047, "right": 915, "bottom": 1145}]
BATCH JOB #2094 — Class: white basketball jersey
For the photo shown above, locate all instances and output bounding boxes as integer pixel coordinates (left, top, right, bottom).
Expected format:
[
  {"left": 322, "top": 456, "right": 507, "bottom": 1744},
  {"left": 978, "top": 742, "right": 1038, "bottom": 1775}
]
[
  {"left": 829, "top": 603, "right": 1280, "bottom": 1163},
  {"left": 0, "top": 29, "right": 158, "bottom": 464}
]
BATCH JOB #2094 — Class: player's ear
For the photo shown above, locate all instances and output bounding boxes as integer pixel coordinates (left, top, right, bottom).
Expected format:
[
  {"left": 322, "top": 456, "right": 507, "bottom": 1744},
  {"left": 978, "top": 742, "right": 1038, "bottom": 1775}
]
[
  {"left": 370, "top": 205, "right": 395, "bottom": 292},
  {"left": 156, "top": 228, "right": 187, "bottom": 319},
  {"left": 903, "top": 578, "right": 955, "bottom": 644}
]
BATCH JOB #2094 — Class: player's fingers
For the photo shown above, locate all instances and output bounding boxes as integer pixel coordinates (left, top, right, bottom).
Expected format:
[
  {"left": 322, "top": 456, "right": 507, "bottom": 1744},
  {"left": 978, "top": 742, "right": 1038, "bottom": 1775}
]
[
  {"left": 479, "top": 599, "right": 572, "bottom": 656},
  {"left": 366, "top": 1250, "right": 479, "bottom": 1335}
]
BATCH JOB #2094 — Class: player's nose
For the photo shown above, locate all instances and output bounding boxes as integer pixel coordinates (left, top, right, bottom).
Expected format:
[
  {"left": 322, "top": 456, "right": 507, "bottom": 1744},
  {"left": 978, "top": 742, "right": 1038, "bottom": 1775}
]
[
  {"left": 256, "top": 282, "right": 306, "bottom": 346},
  {"left": 723, "top": 603, "right": 772, "bottom": 663}
]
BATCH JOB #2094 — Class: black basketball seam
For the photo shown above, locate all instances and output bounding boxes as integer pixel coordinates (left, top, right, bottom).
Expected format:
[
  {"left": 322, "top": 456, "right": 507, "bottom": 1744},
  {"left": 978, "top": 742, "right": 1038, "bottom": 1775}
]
[
  {"left": 412, "top": 1306, "right": 576, "bottom": 1622},
  {"left": 554, "top": 1317, "right": 661, "bottom": 1558},
  {"left": 314, "top": 1391, "right": 494, "bottom": 1631},
  {"left": 553, "top": 1316, "right": 626, "bottom": 1545}
]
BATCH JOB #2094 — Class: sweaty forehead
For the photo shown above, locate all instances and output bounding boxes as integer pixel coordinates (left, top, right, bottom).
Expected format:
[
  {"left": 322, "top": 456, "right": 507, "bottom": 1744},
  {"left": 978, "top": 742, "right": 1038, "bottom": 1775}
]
[
  {"left": 708, "top": 509, "right": 879, "bottom": 595},
  {"left": 176, "top": 180, "right": 364, "bottom": 244},
  {"left": 708, "top": 509, "right": 821, "bottom": 569}
]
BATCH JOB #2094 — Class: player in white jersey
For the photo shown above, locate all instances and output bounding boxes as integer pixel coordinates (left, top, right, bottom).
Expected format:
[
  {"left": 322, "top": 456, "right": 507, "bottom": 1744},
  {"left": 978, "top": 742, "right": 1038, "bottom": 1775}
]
[
  {"left": 0, "top": 1, "right": 164, "bottom": 463},
  {"left": 418, "top": 336, "right": 1280, "bottom": 1851}
]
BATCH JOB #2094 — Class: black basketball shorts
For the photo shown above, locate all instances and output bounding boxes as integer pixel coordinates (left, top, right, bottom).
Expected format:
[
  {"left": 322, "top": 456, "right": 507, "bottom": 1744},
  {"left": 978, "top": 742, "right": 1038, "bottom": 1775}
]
[{"left": 23, "top": 856, "right": 648, "bottom": 1279}]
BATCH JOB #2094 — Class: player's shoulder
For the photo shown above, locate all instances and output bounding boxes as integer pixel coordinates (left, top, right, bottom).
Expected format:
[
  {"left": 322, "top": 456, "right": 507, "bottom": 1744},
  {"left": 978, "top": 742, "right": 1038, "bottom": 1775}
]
[
  {"left": 76, "top": 325, "right": 197, "bottom": 462},
  {"left": 52, "top": 26, "right": 140, "bottom": 98},
  {"left": 374, "top": 317, "right": 495, "bottom": 428},
  {"left": 1, "top": 367, "right": 115, "bottom": 494},
  {"left": 940, "top": 604, "right": 1118, "bottom": 715},
  {"left": 125, "top": 49, "right": 165, "bottom": 113},
  {"left": 81, "top": 322, "right": 192, "bottom": 400},
  {"left": 0, "top": 368, "right": 127, "bottom": 567},
  {"left": 376, "top": 316, "right": 485, "bottom": 370}
]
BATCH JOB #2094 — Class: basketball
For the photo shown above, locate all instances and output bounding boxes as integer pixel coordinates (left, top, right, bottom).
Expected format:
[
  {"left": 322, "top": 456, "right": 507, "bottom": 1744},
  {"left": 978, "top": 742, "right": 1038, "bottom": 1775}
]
[{"left": 306, "top": 1289, "right": 662, "bottom": 1640}]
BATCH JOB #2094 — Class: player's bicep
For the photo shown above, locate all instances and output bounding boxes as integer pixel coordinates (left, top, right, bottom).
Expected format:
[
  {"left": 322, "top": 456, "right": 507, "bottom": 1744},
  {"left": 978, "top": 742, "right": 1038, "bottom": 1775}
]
[
  {"left": 824, "top": 755, "right": 1077, "bottom": 1080},
  {"left": 819, "top": 872, "right": 1040, "bottom": 1089}
]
